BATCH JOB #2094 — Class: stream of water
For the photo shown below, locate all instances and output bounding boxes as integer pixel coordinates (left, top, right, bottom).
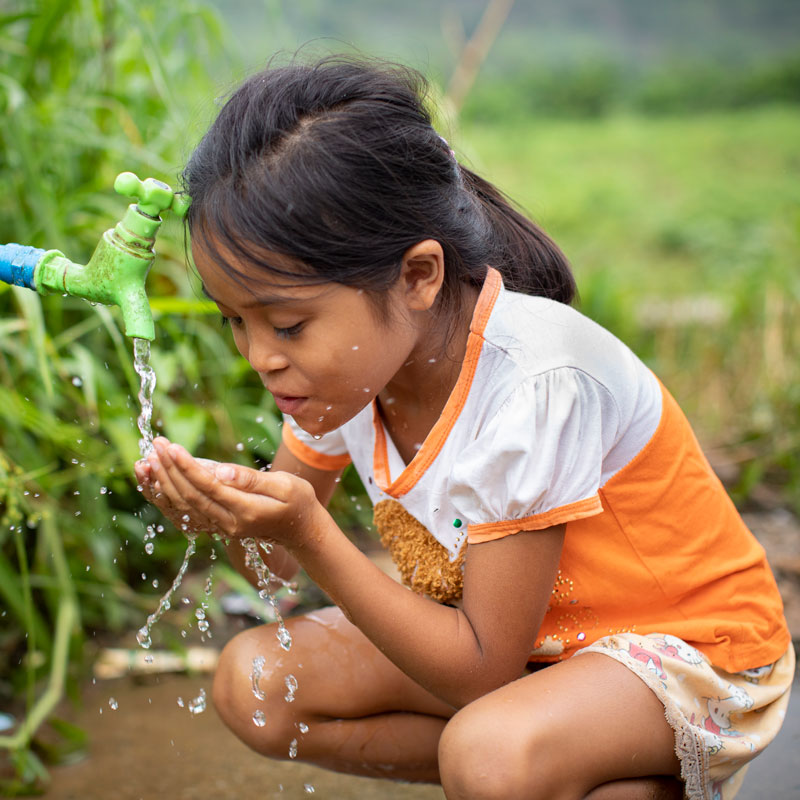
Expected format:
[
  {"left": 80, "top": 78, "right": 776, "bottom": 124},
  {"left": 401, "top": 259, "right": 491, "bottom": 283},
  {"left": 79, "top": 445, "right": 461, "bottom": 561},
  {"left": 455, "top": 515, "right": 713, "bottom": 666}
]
[{"left": 132, "top": 337, "right": 294, "bottom": 656}]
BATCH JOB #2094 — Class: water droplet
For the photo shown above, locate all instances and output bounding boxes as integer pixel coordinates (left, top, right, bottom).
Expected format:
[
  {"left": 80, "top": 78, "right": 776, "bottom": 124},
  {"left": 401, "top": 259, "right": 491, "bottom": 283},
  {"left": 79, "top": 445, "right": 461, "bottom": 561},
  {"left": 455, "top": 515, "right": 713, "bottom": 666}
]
[
  {"left": 236, "top": 442, "right": 244, "bottom": 451},
  {"left": 252, "top": 709, "right": 266, "bottom": 727},
  {"left": 176, "top": 697, "right": 185, "bottom": 707},
  {"left": 284, "top": 674, "right": 298, "bottom": 703},
  {"left": 72, "top": 376, "right": 82, "bottom": 386},
  {"left": 108, "top": 697, "right": 118, "bottom": 710},
  {"left": 188, "top": 688, "right": 206, "bottom": 715},
  {"left": 577, "top": 632, "right": 586, "bottom": 641},
  {"left": 288, "top": 738, "right": 298, "bottom": 758},
  {"left": 304, "top": 785, "right": 315, "bottom": 794},
  {"left": 277, "top": 626, "right": 292, "bottom": 651},
  {"left": 136, "top": 626, "right": 152, "bottom": 649},
  {"left": 145, "top": 542, "right": 154, "bottom": 555},
  {"left": 351, "top": 345, "right": 359, "bottom": 350},
  {"left": 197, "top": 619, "right": 209, "bottom": 632},
  {"left": 251, "top": 656, "right": 267, "bottom": 700},
  {"left": 256, "top": 415, "right": 264, "bottom": 423},
  {"left": 100, "top": 486, "right": 108, "bottom": 494},
  {"left": 297, "top": 722, "right": 309, "bottom": 733},
  {"left": 181, "top": 514, "right": 190, "bottom": 522},
  {"left": 152, "top": 579, "right": 159, "bottom": 588},
  {"left": 195, "top": 608, "right": 206, "bottom": 620}
]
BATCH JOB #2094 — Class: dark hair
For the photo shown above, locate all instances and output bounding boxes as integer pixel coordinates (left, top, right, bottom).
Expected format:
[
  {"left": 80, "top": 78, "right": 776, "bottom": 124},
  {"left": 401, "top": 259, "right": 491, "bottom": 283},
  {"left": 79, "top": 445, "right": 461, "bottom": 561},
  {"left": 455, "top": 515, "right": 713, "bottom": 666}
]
[{"left": 182, "top": 55, "right": 576, "bottom": 319}]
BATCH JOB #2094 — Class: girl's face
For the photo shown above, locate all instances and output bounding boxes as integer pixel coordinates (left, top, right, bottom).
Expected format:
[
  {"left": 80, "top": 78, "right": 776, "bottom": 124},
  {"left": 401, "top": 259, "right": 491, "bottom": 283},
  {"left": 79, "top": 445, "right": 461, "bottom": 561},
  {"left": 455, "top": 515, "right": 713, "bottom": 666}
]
[{"left": 192, "top": 236, "right": 438, "bottom": 437}]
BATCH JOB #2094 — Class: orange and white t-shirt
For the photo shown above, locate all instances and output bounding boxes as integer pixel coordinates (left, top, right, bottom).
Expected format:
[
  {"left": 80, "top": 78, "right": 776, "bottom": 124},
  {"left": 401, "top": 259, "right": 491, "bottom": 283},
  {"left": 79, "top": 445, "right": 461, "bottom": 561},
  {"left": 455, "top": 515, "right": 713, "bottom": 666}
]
[{"left": 283, "top": 268, "right": 789, "bottom": 671}]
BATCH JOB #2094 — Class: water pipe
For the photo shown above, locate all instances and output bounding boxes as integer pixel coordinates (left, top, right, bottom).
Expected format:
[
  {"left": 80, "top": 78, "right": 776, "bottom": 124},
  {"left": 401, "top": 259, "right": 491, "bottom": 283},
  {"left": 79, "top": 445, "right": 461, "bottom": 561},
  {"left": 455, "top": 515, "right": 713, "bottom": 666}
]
[{"left": 0, "top": 173, "right": 190, "bottom": 341}]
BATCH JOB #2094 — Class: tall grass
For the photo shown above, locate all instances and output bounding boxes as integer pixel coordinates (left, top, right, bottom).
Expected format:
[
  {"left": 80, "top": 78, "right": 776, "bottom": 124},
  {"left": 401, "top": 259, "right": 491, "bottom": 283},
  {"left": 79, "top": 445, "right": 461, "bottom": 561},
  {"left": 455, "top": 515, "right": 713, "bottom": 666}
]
[{"left": 0, "top": 1, "right": 273, "bottom": 790}]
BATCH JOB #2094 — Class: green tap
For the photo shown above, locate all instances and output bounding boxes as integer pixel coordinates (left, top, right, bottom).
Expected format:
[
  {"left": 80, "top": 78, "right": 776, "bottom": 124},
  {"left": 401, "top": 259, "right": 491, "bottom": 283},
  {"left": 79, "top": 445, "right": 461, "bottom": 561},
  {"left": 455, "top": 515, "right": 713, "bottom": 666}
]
[{"left": 32, "top": 173, "right": 190, "bottom": 341}]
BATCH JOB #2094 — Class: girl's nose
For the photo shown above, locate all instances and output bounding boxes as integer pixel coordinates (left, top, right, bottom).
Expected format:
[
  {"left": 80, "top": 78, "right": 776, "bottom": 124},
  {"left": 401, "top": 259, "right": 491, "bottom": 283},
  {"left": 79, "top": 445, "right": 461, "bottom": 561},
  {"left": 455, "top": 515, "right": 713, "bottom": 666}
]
[{"left": 246, "top": 337, "right": 290, "bottom": 374}]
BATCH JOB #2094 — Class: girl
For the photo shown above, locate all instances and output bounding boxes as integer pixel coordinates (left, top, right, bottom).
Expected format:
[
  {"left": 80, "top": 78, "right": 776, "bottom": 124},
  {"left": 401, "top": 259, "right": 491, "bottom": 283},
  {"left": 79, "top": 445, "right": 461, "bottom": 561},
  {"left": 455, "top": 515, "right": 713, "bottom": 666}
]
[{"left": 134, "top": 56, "right": 793, "bottom": 800}]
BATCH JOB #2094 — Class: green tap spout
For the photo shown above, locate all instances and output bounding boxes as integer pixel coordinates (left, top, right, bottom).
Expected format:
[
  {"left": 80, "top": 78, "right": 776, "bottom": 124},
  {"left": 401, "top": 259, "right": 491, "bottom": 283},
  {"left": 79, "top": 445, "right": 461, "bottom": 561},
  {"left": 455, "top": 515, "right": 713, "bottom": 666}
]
[{"left": 33, "top": 173, "right": 190, "bottom": 341}]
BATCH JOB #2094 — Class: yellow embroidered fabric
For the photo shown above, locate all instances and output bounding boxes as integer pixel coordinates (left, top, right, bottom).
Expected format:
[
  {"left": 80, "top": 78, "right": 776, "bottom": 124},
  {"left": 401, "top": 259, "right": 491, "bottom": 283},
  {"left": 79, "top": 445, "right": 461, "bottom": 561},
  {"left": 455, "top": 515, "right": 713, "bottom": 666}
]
[{"left": 373, "top": 499, "right": 465, "bottom": 603}]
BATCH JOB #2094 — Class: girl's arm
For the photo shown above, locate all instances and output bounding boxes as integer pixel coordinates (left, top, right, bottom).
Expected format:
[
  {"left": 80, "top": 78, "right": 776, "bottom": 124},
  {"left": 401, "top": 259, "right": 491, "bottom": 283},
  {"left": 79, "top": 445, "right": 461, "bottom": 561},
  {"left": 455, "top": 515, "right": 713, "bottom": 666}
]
[
  {"left": 299, "top": 510, "right": 564, "bottom": 708},
  {"left": 147, "top": 438, "right": 563, "bottom": 708}
]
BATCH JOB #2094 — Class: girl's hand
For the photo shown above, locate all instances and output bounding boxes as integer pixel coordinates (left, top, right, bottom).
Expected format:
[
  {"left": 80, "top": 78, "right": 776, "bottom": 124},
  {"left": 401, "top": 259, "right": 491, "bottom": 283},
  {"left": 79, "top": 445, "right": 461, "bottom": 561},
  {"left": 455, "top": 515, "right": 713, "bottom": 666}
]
[
  {"left": 134, "top": 452, "right": 219, "bottom": 536},
  {"left": 135, "top": 437, "right": 325, "bottom": 548}
]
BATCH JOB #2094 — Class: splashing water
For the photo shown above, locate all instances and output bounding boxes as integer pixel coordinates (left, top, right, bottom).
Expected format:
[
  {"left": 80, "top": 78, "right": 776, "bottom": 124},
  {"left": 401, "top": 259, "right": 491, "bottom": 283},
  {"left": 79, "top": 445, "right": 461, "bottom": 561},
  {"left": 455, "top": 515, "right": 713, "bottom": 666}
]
[
  {"left": 252, "top": 709, "right": 266, "bottom": 727},
  {"left": 240, "top": 538, "right": 292, "bottom": 651},
  {"left": 251, "top": 656, "right": 267, "bottom": 700},
  {"left": 284, "top": 674, "right": 298, "bottom": 703},
  {"left": 188, "top": 687, "right": 206, "bottom": 715},
  {"left": 133, "top": 338, "right": 156, "bottom": 458},
  {"left": 136, "top": 534, "right": 197, "bottom": 649}
]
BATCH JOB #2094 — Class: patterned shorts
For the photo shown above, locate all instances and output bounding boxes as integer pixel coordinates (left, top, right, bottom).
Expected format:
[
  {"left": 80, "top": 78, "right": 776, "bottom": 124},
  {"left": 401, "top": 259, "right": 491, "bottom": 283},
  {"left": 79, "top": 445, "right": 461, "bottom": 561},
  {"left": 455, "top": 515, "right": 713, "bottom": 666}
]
[{"left": 575, "top": 633, "right": 796, "bottom": 800}]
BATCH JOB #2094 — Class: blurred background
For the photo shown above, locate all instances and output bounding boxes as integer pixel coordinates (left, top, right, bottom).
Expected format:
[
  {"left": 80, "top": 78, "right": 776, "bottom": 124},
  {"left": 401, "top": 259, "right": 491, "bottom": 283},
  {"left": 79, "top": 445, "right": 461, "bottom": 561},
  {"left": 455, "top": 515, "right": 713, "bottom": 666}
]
[{"left": 0, "top": 0, "right": 798, "bottom": 794}]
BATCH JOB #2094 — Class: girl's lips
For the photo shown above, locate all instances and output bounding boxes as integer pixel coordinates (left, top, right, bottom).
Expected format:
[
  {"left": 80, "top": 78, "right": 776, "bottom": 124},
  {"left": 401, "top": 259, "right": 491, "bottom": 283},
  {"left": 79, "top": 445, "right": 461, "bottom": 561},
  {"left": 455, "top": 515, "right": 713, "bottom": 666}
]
[{"left": 272, "top": 394, "right": 308, "bottom": 415}]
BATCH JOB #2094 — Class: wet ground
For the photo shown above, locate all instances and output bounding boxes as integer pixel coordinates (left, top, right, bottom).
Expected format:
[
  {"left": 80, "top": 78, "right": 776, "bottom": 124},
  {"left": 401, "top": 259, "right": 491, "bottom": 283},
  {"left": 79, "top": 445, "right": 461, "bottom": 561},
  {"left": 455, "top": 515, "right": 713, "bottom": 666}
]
[{"left": 33, "top": 509, "right": 800, "bottom": 798}]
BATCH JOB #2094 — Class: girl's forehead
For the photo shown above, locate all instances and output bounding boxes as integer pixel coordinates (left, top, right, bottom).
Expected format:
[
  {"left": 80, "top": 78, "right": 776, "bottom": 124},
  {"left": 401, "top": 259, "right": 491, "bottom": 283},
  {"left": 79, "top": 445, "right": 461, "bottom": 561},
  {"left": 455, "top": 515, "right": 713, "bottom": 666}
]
[{"left": 191, "top": 233, "right": 326, "bottom": 306}]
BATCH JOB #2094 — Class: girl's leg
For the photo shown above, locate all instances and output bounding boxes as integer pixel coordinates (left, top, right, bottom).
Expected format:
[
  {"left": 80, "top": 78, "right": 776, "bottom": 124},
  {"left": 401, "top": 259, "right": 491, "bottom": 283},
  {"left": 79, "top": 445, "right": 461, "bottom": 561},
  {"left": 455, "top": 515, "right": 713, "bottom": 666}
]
[
  {"left": 212, "top": 605, "right": 453, "bottom": 782},
  {"left": 438, "top": 652, "right": 683, "bottom": 800}
]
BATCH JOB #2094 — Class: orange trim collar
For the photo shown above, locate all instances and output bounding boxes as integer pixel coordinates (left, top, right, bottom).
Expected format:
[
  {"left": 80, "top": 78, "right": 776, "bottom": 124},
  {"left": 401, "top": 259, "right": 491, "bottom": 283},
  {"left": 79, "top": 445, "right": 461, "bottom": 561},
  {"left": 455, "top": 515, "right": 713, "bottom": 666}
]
[{"left": 372, "top": 267, "right": 503, "bottom": 496}]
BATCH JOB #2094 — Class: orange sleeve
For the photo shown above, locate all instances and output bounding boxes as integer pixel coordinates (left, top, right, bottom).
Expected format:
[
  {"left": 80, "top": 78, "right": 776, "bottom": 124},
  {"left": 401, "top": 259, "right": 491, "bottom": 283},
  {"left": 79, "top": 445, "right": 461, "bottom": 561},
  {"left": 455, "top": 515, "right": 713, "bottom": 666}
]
[
  {"left": 467, "top": 495, "right": 603, "bottom": 544},
  {"left": 281, "top": 424, "right": 352, "bottom": 471}
]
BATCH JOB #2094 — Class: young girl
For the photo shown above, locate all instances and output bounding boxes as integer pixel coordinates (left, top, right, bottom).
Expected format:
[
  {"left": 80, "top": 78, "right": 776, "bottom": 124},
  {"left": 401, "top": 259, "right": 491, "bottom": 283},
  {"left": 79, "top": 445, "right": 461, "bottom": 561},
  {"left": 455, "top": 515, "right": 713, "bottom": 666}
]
[{"left": 134, "top": 56, "right": 793, "bottom": 800}]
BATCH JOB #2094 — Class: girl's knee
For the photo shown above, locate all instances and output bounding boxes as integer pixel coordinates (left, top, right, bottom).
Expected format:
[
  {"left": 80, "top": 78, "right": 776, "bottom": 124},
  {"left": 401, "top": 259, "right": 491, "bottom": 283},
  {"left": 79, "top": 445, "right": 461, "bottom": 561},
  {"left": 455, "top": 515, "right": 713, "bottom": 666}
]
[
  {"left": 439, "top": 704, "right": 543, "bottom": 800},
  {"left": 439, "top": 698, "right": 584, "bottom": 800},
  {"left": 212, "top": 626, "right": 301, "bottom": 758}
]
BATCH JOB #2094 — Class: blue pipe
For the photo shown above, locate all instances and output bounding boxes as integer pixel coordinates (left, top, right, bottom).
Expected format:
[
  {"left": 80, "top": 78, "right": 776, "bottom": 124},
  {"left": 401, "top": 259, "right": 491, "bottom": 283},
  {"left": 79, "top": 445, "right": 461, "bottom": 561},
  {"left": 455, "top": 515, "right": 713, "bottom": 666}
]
[{"left": 0, "top": 243, "right": 46, "bottom": 290}]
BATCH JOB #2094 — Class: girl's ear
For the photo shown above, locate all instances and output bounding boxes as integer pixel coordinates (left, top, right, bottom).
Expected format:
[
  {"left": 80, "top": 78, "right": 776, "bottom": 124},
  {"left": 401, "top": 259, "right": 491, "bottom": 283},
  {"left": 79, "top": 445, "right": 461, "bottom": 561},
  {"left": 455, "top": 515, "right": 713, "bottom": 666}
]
[{"left": 399, "top": 239, "right": 445, "bottom": 311}]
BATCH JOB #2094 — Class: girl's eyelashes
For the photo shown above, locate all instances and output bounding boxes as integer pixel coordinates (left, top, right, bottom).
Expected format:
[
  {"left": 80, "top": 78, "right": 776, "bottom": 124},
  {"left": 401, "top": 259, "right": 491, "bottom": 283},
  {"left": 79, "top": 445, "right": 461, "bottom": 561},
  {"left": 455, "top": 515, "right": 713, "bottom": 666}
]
[
  {"left": 219, "top": 313, "right": 303, "bottom": 338},
  {"left": 274, "top": 322, "right": 304, "bottom": 340}
]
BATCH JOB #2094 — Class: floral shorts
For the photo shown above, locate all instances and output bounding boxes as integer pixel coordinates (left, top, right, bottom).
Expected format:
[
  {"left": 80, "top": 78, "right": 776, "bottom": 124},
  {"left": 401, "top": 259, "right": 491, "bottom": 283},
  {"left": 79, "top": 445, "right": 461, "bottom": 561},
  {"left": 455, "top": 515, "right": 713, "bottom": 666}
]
[{"left": 575, "top": 633, "right": 796, "bottom": 800}]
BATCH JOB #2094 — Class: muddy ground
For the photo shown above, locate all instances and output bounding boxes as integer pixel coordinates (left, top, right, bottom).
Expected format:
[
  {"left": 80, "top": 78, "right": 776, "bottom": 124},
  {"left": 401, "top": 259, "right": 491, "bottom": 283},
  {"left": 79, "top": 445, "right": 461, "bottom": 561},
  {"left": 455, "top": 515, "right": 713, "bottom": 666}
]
[{"left": 16, "top": 508, "right": 800, "bottom": 799}]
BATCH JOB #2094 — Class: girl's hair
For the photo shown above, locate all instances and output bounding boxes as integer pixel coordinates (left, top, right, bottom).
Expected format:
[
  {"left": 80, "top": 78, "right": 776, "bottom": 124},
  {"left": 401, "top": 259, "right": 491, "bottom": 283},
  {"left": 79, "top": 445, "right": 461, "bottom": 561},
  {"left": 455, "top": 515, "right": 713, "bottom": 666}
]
[{"left": 182, "top": 54, "right": 576, "bottom": 319}]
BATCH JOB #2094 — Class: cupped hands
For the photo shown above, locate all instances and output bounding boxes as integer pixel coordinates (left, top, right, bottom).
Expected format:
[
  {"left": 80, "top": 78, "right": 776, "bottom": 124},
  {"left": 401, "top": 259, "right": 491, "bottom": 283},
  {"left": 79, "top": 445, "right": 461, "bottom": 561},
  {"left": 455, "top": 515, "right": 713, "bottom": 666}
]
[{"left": 133, "top": 437, "right": 324, "bottom": 548}]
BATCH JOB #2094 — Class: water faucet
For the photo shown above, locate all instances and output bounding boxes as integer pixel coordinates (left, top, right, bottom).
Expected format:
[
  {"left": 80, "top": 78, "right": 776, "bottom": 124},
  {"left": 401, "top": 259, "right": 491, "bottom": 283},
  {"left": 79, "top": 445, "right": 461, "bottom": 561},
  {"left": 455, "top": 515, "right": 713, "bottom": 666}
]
[{"left": 0, "top": 173, "right": 190, "bottom": 341}]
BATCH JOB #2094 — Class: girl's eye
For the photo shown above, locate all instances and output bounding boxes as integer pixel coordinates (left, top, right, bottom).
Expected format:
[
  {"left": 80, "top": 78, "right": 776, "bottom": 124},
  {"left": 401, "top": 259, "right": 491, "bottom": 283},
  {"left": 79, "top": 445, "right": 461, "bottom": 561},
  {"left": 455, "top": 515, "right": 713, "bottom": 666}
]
[
  {"left": 274, "top": 323, "right": 304, "bottom": 340},
  {"left": 220, "top": 316, "right": 243, "bottom": 328}
]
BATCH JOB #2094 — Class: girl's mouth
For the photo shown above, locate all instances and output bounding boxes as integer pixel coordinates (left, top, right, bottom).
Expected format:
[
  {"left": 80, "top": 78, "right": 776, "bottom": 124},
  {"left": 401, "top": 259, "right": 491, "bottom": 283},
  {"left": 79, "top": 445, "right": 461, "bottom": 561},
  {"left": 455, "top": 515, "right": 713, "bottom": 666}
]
[{"left": 271, "top": 394, "right": 308, "bottom": 415}]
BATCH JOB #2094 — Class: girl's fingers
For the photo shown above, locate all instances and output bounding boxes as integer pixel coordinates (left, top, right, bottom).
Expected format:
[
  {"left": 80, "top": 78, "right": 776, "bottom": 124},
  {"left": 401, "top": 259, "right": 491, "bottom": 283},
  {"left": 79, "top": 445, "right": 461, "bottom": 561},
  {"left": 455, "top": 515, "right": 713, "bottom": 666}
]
[{"left": 155, "top": 441, "right": 238, "bottom": 530}]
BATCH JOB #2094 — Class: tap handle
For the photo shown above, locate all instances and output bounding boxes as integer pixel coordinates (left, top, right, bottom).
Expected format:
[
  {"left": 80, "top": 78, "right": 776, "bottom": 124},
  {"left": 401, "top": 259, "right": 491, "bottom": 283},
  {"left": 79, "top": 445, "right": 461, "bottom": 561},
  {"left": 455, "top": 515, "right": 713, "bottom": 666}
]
[{"left": 114, "top": 172, "right": 190, "bottom": 219}]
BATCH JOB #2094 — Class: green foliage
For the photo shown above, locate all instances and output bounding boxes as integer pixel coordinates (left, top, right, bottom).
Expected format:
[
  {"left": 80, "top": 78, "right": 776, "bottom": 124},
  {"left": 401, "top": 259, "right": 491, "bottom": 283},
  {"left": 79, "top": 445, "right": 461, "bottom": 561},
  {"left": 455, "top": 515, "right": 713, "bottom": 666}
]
[{"left": 462, "top": 53, "right": 800, "bottom": 121}]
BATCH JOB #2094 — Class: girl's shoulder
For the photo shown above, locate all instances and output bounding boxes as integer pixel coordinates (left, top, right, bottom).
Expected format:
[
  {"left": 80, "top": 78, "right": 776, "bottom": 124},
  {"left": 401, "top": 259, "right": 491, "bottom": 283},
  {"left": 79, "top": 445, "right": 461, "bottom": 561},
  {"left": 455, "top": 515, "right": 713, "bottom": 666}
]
[{"left": 476, "top": 286, "right": 656, "bottom": 422}]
